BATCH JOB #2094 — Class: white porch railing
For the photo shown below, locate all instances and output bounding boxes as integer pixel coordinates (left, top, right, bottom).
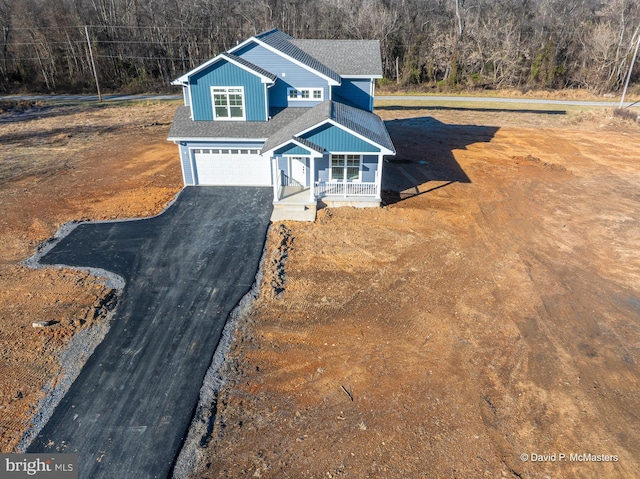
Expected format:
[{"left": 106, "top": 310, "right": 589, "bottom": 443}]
[
  {"left": 314, "top": 181, "right": 378, "bottom": 197},
  {"left": 281, "top": 172, "right": 304, "bottom": 188}
]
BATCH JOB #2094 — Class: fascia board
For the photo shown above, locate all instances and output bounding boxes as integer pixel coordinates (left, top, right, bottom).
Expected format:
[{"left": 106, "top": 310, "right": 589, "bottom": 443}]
[
  {"left": 342, "top": 75, "right": 383, "bottom": 79},
  {"left": 173, "top": 54, "right": 275, "bottom": 85},
  {"left": 296, "top": 119, "right": 393, "bottom": 155},
  {"left": 172, "top": 56, "right": 221, "bottom": 84},
  {"left": 221, "top": 54, "right": 276, "bottom": 84},
  {"left": 262, "top": 138, "right": 324, "bottom": 157},
  {"left": 251, "top": 38, "right": 340, "bottom": 86}
]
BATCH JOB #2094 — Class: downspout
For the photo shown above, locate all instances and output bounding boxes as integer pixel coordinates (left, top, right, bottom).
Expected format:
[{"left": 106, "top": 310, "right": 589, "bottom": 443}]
[{"left": 370, "top": 79, "right": 375, "bottom": 112}]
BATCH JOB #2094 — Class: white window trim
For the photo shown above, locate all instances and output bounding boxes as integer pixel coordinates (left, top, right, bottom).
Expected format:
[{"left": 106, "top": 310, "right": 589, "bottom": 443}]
[
  {"left": 287, "top": 87, "right": 324, "bottom": 102},
  {"left": 211, "top": 86, "right": 246, "bottom": 121},
  {"left": 329, "top": 154, "right": 362, "bottom": 182}
]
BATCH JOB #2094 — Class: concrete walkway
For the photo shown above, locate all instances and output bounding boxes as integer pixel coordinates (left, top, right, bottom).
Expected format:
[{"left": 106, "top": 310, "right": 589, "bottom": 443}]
[{"left": 27, "top": 186, "right": 273, "bottom": 479}]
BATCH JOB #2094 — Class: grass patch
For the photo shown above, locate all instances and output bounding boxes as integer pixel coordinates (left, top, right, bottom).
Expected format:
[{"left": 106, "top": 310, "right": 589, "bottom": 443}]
[
  {"left": 0, "top": 100, "right": 45, "bottom": 113},
  {"left": 374, "top": 98, "right": 584, "bottom": 115},
  {"left": 613, "top": 107, "right": 639, "bottom": 122}
]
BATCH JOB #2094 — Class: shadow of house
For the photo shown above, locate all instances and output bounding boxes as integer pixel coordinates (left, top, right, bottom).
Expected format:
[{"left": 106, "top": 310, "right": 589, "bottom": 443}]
[{"left": 381, "top": 116, "right": 499, "bottom": 204}]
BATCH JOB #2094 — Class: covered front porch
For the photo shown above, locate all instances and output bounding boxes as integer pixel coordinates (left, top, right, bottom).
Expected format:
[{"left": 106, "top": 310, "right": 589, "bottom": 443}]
[
  {"left": 261, "top": 106, "right": 395, "bottom": 221},
  {"left": 271, "top": 153, "right": 384, "bottom": 207},
  {"left": 276, "top": 182, "right": 382, "bottom": 207}
]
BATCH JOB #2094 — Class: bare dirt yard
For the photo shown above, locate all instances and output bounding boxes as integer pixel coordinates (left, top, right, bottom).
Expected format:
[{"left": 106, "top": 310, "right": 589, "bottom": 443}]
[
  {"left": 0, "top": 100, "right": 182, "bottom": 450},
  {"left": 1, "top": 98, "right": 639, "bottom": 478}
]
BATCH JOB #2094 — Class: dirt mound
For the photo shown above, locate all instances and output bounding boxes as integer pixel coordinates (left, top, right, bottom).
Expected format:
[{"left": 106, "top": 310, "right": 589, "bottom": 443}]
[{"left": 512, "top": 154, "right": 568, "bottom": 172}]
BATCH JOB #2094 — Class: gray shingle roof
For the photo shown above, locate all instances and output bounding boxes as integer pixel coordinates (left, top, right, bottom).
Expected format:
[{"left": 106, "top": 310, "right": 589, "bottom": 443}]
[
  {"left": 332, "top": 101, "right": 395, "bottom": 153},
  {"left": 291, "top": 39, "right": 383, "bottom": 77},
  {"left": 261, "top": 102, "right": 332, "bottom": 153},
  {"left": 220, "top": 52, "right": 277, "bottom": 82},
  {"left": 292, "top": 136, "right": 325, "bottom": 154},
  {"left": 255, "top": 29, "right": 342, "bottom": 84},
  {"left": 170, "top": 102, "right": 394, "bottom": 154},
  {"left": 168, "top": 106, "right": 311, "bottom": 141},
  {"left": 261, "top": 101, "right": 395, "bottom": 154}
]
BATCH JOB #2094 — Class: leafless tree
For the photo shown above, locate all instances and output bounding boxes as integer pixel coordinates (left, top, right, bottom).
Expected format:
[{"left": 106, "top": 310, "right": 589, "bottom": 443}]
[{"left": 1, "top": 0, "right": 638, "bottom": 94}]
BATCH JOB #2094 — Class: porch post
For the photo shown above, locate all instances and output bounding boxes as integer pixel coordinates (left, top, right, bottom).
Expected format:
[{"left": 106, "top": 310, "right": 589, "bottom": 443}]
[
  {"left": 271, "top": 157, "right": 279, "bottom": 203},
  {"left": 375, "top": 153, "right": 383, "bottom": 200},
  {"left": 309, "top": 155, "right": 316, "bottom": 202}
]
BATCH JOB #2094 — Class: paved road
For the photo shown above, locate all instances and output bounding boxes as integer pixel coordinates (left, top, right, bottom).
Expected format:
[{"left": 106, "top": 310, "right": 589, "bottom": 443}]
[
  {"left": 2, "top": 93, "right": 637, "bottom": 108},
  {"left": 376, "top": 95, "right": 638, "bottom": 108},
  {"left": 27, "top": 186, "right": 273, "bottom": 479},
  {"left": 0, "top": 93, "right": 181, "bottom": 103}
]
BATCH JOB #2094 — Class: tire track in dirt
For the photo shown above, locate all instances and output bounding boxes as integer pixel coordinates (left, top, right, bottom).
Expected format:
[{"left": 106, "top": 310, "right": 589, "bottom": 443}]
[{"left": 191, "top": 115, "right": 640, "bottom": 478}]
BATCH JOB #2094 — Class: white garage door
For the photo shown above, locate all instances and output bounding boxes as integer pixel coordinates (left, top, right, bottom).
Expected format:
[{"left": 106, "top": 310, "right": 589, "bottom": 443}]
[{"left": 192, "top": 148, "right": 271, "bottom": 186}]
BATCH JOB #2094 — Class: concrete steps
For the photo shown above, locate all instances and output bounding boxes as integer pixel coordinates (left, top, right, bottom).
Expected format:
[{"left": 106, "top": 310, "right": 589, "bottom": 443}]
[{"left": 271, "top": 202, "right": 317, "bottom": 222}]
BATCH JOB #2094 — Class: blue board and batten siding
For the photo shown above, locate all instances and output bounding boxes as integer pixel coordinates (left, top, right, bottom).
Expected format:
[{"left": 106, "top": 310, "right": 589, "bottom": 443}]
[
  {"left": 236, "top": 42, "right": 329, "bottom": 108},
  {"left": 301, "top": 124, "right": 381, "bottom": 153},
  {"left": 334, "top": 79, "right": 373, "bottom": 111},
  {"left": 190, "top": 60, "right": 267, "bottom": 121},
  {"left": 274, "top": 143, "right": 313, "bottom": 156}
]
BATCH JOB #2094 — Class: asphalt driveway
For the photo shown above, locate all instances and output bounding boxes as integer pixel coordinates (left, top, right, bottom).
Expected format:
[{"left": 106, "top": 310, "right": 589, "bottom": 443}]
[{"left": 27, "top": 186, "right": 273, "bottom": 478}]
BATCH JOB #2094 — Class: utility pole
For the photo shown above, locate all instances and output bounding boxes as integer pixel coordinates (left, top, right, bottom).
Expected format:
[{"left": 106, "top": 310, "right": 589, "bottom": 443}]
[
  {"left": 619, "top": 28, "right": 640, "bottom": 109},
  {"left": 84, "top": 25, "right": 102, "bottom": 102}
]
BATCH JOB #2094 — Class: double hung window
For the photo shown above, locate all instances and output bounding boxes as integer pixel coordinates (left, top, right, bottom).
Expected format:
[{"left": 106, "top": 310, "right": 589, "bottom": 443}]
[
  {"left": 330, "top": 154, "right": 361, "bottom": 182},
  {"left": 212, "top": 87, "right": 245, "bottom": 120}
]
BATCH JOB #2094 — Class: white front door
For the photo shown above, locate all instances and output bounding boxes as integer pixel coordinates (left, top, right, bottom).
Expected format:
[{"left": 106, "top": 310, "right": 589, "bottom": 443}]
[{"left": 290, "top": 157, "right": 307, "bottom": 187}]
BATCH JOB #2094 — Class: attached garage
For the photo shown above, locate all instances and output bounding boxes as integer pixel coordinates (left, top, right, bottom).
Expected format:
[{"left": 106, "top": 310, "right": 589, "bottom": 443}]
[{"left": 191, "top": 148, "right": 272, "bottom": 186}]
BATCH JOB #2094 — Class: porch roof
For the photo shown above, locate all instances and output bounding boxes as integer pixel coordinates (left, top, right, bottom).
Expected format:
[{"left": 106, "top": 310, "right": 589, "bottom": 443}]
[
  {"left": 169, "top": 101, "right": 395, "bottom": 156},
  {"left": 261, "top": 100, "right": 395, "bottom": 155},
  {"left": 270, "top": 136, "right": 325, "bottom": 156}
]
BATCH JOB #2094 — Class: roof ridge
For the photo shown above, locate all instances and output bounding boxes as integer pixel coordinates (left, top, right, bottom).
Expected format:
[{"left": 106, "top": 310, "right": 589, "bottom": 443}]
[{"left": 255, "top": 28, "right": 292, "bottom": 40}]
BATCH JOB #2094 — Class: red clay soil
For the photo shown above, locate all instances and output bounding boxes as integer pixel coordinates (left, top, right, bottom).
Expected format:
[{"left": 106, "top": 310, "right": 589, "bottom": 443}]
[
  {"left": 0, "top": 101, "right": 182, "bottom": 451},
  {"left": 189, "top": 109, "right": 640, "bottom": 478},
  {"left": 1, "top": 100, "right": 639, "bottom": 479}
]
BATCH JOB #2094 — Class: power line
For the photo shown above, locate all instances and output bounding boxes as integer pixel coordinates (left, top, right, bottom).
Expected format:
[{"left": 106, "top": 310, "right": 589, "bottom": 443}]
[
  {"left": 96, "top": 55, "right": 210, "bottom": 60},
  {"left": 2, "top": 54, "right": 213, "bottom": 62},
  {"left": 4, "top": 40, "right": 200, "bottom": 46}
]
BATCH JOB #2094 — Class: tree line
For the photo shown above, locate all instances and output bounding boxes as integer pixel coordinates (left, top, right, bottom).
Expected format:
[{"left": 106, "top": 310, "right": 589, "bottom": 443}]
[{"left": 1, "top": 0, "right": 639, "bottom": 94}]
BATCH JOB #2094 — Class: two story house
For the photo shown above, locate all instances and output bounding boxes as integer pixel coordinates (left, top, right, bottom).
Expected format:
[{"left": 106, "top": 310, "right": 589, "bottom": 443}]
[{"left": 168, "top": 29, "right": 395, "bottom": 220}]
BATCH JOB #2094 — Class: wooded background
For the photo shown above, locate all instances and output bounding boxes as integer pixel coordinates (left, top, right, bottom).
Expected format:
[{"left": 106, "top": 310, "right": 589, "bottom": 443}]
[{"left": 1, "top": 0, "right": 639, "bottom": 94}]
